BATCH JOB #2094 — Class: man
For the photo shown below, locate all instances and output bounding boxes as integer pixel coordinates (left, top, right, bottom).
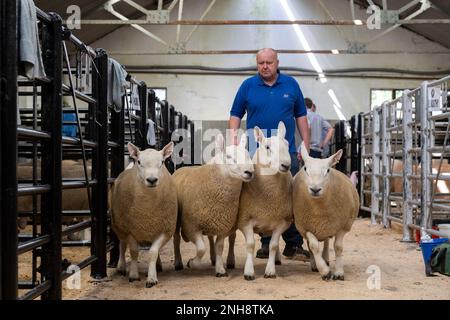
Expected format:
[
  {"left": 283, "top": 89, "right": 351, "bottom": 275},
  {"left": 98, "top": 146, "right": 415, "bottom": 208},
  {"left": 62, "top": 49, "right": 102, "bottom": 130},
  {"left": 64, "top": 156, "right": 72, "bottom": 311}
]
[
  {"left": 229, "top": 48, "right": 310, "bottom": 260},
  {"left": 301, "top": 98, "right": 334, "bottom": 159}
]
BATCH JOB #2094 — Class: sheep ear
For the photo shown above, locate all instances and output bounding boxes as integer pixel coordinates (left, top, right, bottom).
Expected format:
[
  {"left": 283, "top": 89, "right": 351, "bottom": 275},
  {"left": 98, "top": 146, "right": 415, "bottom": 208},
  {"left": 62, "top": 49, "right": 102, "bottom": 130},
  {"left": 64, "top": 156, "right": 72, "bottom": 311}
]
[
  {"left": 215, "top": 133, "right": 225, "bottom": 153},
  {"left": 328, "top": 149, "right": 343, "bottom": 167},
  {"left": 253, "top": 126, "right": 265, "bottom": 143},
  {"left": 161, "top": 141, "right": 174, "bottom": 160},
  {"left": 127, "top": 142, "right": 140, "bottom": 161},
  {"left": 277, "top": 121, "right": 286, "bottom": 139},
  {"left": 239, "top": 133, "right": 247, "bottom": 148},
  {"left": 300, "top": 142, "right": 309, "bottom": 162}
]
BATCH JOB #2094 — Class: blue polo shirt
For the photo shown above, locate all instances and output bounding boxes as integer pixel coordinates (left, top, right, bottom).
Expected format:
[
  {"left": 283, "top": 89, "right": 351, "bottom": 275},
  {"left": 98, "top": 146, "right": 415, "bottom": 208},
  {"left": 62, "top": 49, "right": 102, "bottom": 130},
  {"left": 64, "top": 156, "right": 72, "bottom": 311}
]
[{"left": 230, "top": 72, "right": 307, "bottom": 153}]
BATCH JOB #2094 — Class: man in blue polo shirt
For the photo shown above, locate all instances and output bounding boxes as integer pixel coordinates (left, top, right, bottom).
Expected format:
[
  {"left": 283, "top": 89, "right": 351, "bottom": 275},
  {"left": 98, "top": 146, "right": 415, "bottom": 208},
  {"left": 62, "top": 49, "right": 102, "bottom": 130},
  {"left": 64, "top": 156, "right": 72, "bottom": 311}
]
[{"left": 229, "top": 48, "right": 310, "bottom": 261}]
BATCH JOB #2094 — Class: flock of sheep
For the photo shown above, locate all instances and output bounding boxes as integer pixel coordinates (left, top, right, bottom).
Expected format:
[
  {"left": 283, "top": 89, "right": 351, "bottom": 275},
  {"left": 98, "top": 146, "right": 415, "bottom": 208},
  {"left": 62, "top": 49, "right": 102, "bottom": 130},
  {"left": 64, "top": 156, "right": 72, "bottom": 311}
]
[{"left": 110, "top": 122, "right": 359, "bottom": 288}]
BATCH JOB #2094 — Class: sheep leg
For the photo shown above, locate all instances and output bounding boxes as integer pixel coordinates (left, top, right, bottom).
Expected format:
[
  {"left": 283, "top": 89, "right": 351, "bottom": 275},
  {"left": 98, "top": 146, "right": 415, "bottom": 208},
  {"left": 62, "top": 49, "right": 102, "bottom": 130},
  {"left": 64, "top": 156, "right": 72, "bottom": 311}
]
[
  {"left": 173, "top": 228, "right": 184, "bottom": 271},
  {"left": 226, "top": 231, "right": 236, "bottom": 269},
  {"left": 208, "top": 236, "right": 216, "bottom": 266},
  {"left": 146, "top": 234, "right": 168, "bottom": 288},
  {"left": 242, "top": 225, "right": 255, "bottom": 281},
  {"left": 264, "top": 226, "right": 284, "bottom": 278},
  {"left": 305, "top": 239, "right": 319, "bottom": 272},
  {"left": 187, "top": 233, "right": 206, "bottom": 269},
  {"left": 306, "top": 232, "right": 331, "bottom": 280},
  {"left": 214, "top": 236, "right": 228, "bottom": 277},
  {"left": 156, "top": 254, "right": 163, "bottom": 273},
  {"left": 322, "top": 238, "right": 330, "bottom": 266},
  {"left": 117, "top": 240, "right": 127, "bottom": 276},
  {"left": 127, "top": 236, "right": 140, "bottom": 282},
  {"left": 332, "top": 231, "right": 346, "bottom": 281},
  {"left": 275, "top": 247, "right": 281, "bottom": 266}
]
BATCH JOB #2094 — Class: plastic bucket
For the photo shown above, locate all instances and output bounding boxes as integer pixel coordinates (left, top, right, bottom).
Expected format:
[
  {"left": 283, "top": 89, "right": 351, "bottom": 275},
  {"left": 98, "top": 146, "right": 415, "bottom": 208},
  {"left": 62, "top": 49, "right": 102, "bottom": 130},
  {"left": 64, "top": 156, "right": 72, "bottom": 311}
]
[
  {"left": 438, "top": 224, "right": 450, "bottom": 238},
  {"left": 420, "top": 238, "right": 449, "bottom": 276}
]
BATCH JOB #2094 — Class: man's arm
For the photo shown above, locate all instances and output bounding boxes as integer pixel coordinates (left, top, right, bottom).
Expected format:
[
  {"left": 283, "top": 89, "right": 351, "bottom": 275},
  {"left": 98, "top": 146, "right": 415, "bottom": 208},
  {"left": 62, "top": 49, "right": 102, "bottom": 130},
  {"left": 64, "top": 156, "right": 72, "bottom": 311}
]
[
  {"left": 320, "top": 127, "right": 334, "bottom": 149},
  {"left": 229, "top": 116, "right": 242, "bottom": 145},
  {"left": 296, "top": 116, "right": 310, "bottom": 152}
]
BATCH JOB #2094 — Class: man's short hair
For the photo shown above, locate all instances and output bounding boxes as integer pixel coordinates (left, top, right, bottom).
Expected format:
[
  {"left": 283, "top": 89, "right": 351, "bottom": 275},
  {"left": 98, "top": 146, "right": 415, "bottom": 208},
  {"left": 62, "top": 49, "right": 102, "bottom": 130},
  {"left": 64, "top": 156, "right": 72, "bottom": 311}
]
[{"left": 305, "top": 97, "right": 313, "bottom": 109}]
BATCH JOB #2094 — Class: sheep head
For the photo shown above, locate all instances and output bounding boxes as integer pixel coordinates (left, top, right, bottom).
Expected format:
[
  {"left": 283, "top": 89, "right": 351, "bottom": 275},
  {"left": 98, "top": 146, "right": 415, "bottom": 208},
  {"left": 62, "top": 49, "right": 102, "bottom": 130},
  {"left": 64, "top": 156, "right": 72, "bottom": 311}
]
[
  {"left": 254, "top": 121, "right": 291, "bottom": 175},
  {"left": 299, "top": 141, "right": 342, "bottom": 197},
  {"left": 213, "top": 133, "right": 254, "bottom": 182},
  {"left": 127, "top": 141, "right": 174, "bottom": 188}
]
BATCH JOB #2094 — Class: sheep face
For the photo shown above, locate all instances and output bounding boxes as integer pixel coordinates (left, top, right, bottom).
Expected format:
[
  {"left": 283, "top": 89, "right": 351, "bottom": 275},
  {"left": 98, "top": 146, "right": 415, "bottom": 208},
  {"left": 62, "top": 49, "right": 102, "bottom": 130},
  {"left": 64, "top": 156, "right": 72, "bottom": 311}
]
[
  {"left": 300, "top": 142, "right": 343, "bottom": 197},
  {"left": 214, "top": 133, "right": 254, "bottom": 182},
  {"left": 127, "top": 142, "right": 174, "bottom": 188},
  {"left": 254, "top": 121, "right": 291, "bottom": 175}
]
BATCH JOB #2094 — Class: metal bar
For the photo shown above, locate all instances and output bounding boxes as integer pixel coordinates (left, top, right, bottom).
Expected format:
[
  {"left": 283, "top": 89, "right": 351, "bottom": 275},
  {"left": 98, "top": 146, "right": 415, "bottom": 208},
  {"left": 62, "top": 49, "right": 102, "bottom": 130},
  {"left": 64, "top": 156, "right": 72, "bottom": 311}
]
[
  {"left": 138, "top": 82, "right": 148, "bottom": 149},
  {"left": 176, "top": 0, "right": 184, "bottom": 44},
  {"left": 108, "top": 93, "right": 124, "bottom": 268},
  {"left": 63, "top": 180, "right": 97, "bottom": 189},
  {"left": 381, "top": 102, "right": 391, "bottom": 228},
  {"left": 61, "top": 255, "right": 97, "bottom": 282},
  {"left": 168, "top": 0, "right": 179, "bottom": 12},
  {"left": 62, "top": 84, "right": 96, "bottom": 104},
  {"left": 40, "top": 13, "right": 63, "bottom": 300},
  {"left": 429, "top": 112, "right": 450, "bottom": 121},
  {"left": 431, "top": 203, "right": 450, "bottom": 211},
  {"left": 360, "top": 206, "right": 372, "bottom": 212},
  {"left": 91, "top": 49, "right": 108, "bottom": 280},
  {"left": 17, "top": 235, "right": 51, "bottom": 255},
  {"left": 62, "top": 136, "right": 97, "bottom": 148},
  {"left": 18, "top": 185, "right": 51, "bottom": 196},
  {"left": 18, "top": 281, "right": 52, "bottom": 300},
  {"left": 428, "top": 175, "right": 450, "bottom": 181},
  {"left": 387, "top": 216, "right": 403, "bottom": 224},
  {"left": 419, "top": 81, "right": 431, "bottom": 236},
  {"left": 185, "top": 0, "right": 216, "bottom": 43},
  {"left": 61, "top": 220, "right": 91, "bottom": 237},
  {"left": 371, "top": 107, "right": 380, "bottom": 225},
  {"left": 1, "top": 0, "right": 18, "bottom": 299},
  {"left": 427, "top": 75, "right": 450, "bottom": 87},
  {"left": 17, "top": 127, "right": 51, "bottom": 141}
]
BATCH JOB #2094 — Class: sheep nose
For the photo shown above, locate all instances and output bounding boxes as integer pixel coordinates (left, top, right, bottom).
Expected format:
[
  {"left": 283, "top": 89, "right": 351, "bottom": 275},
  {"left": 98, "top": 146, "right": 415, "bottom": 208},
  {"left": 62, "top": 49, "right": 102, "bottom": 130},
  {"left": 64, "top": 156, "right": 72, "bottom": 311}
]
[
  {"left": 244, "top": 170, "right": 253, "bottom": 178},
  {"left": 310, "top": 188, "right": 322, "bottom": 195},
  {"left": 281, "top": 164, "right": 290, "bottom": 171},
  {"left": 146, "top": 177, "right": 158, "bottom": 185}
]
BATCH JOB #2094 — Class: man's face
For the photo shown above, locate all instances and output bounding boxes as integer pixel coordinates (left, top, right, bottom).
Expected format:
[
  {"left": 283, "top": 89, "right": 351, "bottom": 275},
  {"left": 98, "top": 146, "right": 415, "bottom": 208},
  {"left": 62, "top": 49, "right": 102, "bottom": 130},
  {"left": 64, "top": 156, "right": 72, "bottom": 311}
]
[{"left": 256, "top": 50, "right": 278, "bottom": 82}]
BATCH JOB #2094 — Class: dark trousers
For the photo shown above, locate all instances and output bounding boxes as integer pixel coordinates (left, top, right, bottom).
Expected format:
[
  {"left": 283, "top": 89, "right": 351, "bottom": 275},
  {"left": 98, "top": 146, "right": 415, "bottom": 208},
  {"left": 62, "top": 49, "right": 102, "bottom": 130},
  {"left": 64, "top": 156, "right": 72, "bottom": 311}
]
[
  {"left": 260, "top": 152, "right": 303, "bottom": 248},
  {"left": 310, "top": 149, "right": 322, "bottom": 159}
]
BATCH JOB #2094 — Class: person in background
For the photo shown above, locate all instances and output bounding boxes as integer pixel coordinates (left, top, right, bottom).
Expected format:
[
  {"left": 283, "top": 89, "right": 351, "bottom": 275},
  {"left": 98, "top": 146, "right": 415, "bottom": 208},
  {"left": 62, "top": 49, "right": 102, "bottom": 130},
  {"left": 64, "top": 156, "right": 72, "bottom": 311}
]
[{"left": 299, "top": 98, "right": 334, "bottom": 159}]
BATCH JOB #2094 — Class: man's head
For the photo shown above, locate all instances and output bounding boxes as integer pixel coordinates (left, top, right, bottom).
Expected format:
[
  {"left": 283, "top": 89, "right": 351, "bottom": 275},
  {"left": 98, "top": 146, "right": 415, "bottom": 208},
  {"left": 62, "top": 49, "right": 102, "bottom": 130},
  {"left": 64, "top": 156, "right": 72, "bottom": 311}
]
[
  {"left": 304, "top": 97, "right": 313, "bottom": 110},
  {"left": 256, "top": 48, "right": 279, "bottom": 83}
]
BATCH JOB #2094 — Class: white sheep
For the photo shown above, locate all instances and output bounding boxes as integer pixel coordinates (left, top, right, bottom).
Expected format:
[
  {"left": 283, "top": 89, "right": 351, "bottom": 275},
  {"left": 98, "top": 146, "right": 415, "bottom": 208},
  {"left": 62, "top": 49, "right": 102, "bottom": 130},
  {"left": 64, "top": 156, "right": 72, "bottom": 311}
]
[
  {"left": 237, "top": 121, "right": 293, "bottom": 280},
  {"left": 293, "top": 142, "right": 359, "bottom": 280},
  {"left": 173, "top": 133, "right": 254, "bottom": 277},
  {"left": 111, "top": 142, "right": 177, "bottom": 287}
]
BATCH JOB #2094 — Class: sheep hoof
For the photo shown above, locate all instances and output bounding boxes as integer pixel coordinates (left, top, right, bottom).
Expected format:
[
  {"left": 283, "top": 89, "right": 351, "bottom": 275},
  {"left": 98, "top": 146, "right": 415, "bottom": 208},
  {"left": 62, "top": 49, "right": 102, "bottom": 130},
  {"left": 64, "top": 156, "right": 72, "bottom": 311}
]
[
  {"left": 216, "top": 272, "right": 228, "bottom": 278},
  {"left": 244, "top": 275, "right": 255, "bottom": 281},
  {"left": 174, "top": 263, "right": 184, "bottom": 271},
  {"left": 129, "top": 276, "right": 140, "bottom": 282},
  {"left": 275, "top": 260, "right": 281, "bottom": 265},
  {"left": 321, "top": 272, "right": 332, "bottom": 281},
  {"left": 264, "top": 274, "right": 276, "bottom": 279},
  {"left": 146, "top": 280, "right": 158, "bottom": 288},
  {"left": 311, "top": 266, "right": 319, "bottom": 272},
  {"left": 332, "top": 274, "right": 345, "bottom": 281},
  {"left": 226, "top": 263, "right": 235, "bottom": 269}
]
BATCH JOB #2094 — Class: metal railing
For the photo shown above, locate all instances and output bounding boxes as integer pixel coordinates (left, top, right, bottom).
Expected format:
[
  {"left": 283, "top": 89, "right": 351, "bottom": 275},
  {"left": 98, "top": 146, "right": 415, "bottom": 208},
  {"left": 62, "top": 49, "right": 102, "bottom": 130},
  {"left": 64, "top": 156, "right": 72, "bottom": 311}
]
[{"left": 359, "top": 75, "right": 450, "bottom": 241}]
